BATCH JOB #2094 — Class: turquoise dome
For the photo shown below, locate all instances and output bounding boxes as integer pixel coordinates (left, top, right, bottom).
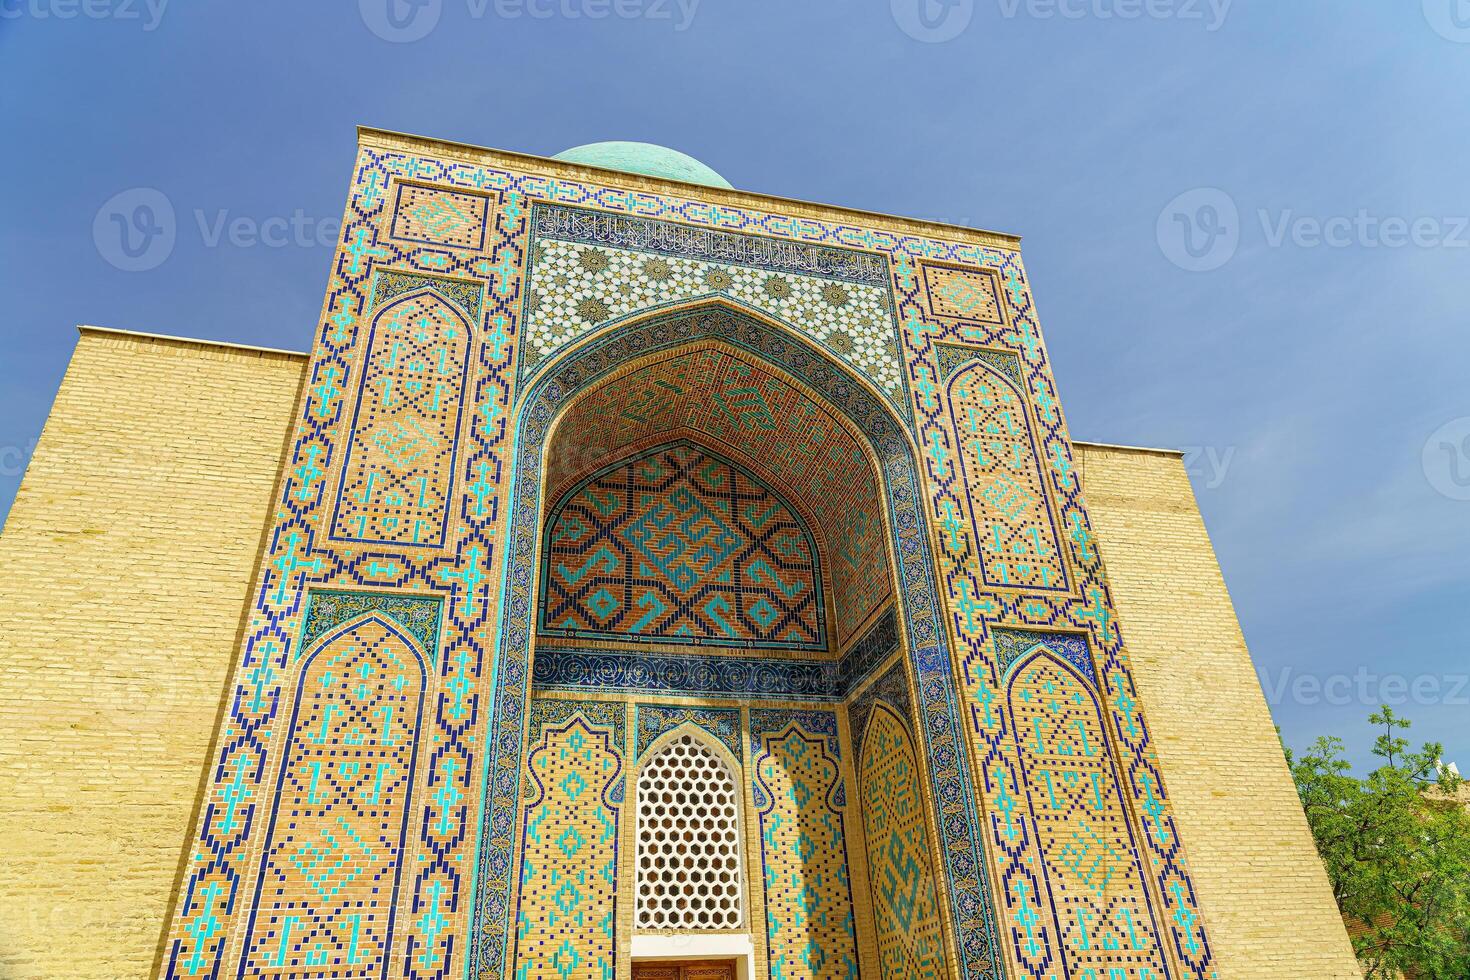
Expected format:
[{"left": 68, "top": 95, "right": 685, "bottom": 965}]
[{"left": 552, "top": 141, "right": 732, "bottom": 189}]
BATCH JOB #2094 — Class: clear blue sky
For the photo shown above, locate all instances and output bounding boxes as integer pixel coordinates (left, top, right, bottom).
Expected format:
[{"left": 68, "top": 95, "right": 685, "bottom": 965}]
[{"left": 1, "top": 1, "right": 1465, "bottom": 771}]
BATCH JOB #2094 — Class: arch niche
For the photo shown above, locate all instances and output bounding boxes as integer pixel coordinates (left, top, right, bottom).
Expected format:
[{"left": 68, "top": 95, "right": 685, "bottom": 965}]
[{"left": 469, "top": 303, "right": 1003, "bottom": 980}]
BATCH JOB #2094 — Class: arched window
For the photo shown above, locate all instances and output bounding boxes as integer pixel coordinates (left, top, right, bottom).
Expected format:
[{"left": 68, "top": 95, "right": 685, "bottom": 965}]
[{"left": 635, "top": 733, "right": 745, "bottom": 931}]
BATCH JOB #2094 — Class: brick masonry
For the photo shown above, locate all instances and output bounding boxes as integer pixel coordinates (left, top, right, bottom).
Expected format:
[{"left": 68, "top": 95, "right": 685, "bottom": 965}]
[{"left": 0, "top": 335, "right": 1361, "bottom": 978}]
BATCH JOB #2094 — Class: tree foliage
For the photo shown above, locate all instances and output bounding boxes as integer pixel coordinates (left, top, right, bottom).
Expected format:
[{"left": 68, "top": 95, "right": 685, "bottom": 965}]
[{"left": 1288, "top": 707, "right": 1470, "bottom": 979}]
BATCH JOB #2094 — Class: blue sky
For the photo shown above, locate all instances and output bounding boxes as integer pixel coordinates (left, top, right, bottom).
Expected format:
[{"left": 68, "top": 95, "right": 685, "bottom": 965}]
[{"left": 0, "top": 1, "right": 1465, "bottom": 771}]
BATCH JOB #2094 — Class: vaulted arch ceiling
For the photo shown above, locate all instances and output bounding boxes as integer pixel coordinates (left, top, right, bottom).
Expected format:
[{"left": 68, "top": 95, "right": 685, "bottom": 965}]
[{"left": 540, "top": 341, "right": 893, "bottom": 652}]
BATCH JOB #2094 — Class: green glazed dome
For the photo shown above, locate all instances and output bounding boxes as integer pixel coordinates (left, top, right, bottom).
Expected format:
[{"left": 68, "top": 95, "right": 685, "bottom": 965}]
[{"left": 551, "top": 141, "right": 732, "bottom": 189}]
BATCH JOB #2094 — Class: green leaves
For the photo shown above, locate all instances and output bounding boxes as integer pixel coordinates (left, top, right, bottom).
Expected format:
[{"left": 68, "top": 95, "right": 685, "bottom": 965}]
[{"left": 1289, "top": 708, "right": 1470, "bottom": 979}]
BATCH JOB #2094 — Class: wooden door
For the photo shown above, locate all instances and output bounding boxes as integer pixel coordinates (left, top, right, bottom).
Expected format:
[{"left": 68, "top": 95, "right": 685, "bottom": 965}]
[{"left": 631, "top": 961, "right": 736, "bottom": 980}]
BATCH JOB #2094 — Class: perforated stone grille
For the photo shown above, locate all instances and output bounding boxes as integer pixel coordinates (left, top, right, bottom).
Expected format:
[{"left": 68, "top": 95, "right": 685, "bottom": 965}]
[{"left": 635, "top": 734, "right": 745, "bottom": 931}]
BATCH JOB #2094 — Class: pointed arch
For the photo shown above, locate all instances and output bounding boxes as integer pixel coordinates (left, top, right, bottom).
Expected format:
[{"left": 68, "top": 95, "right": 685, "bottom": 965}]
[
  {"left": 331, "top": 287, "right": 474, "bottom": 548},
  {"left": 471, "top": 302, "right": 1001, "bottom": 980},
  {"left": 237, "top": 612, "right": 429, "bottom": 977},
  {"left": 858, "top": 701, "right": 947, "bottom": 980},
  {"left": 944, "top": 355, "right": 1069, "bottom": 592},
  {"left": 1002, "top": 645, "right": 1174, "bottom": 978}
]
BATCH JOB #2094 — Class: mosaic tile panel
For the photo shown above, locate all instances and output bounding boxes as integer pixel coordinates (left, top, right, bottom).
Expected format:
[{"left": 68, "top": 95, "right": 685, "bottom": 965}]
[
  {"left": 859, "top": 704, "right": 946, "bottom": 980},
  {"left": 944, "top": 356, "right": 1068, "bottom": 592},
  {"left": 542, "top": 345, "right": 890, "bottom": 649},
  {"left": 495, "top": 308, "right": 999, "bottom": 980},
  {"left": 164, "top": 132, "right": 1221, "bottom": 980},
  {"left": 539, "top": 442, "right": 826, "bottom": 650},
  {"left": 238, "top": 608, "right": 430, "bottom": 978},
  {"left": 634, "top": 704, "right": 742, "bottom": 761},
  {"left": 750, "top": 710, "right": 859, "bottom": 980},
  {"left": 1002, "top": 650, "right": 1170, "bottom": 979},
  {"left": 330, "top": 288, "right": 473, "bottom": 548},
  {"left": 524, "top": 204, "right": 905, "bottom": 416},
  {"left": 847, "top": 656, "right": 915, "bottom": 751},
  {"left": 161, "top": 165, "right": 512, "bottom": 980},
  {"left": 532, "top": 609, "right": 899, "bottom": 703},
  {"left": 512, "top": 706, "right": 624, "bottom": 980},
  {"left": 388, "top": 183, "right": 491, "bottom": 251},
  {"left": 902, "top": 236, "right": 1218, "bottom": 979},
  {"left": 921, "top": 263, "right": 1005, "bottom": 329}
]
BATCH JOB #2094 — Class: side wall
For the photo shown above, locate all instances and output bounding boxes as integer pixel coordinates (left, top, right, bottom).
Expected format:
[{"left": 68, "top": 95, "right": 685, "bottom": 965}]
[
  {"left": 0, "top": 336, "right": 1358, "bottom": 979},
  {"left": 0, "top": 329, "right": 306, "bottom": 980},
  {"left": 1075, "top": 444, "right": 1361, "bottom": 978}
]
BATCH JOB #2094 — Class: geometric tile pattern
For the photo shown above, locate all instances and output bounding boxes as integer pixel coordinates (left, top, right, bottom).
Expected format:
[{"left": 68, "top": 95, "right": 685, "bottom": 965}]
[
  {"left": 512, "top": 709, "right": 624, "bottom": 980},
  {"left": 908, "top": 234, "right": 1219, "bottom": 978},
  {"left": 750, "top": 711, "right": 860, "bottom": 980},
  {"left": 238, "top": 608, "right": 430, "bottom": 978},
  {"left": 858, "top": 703, "right": 946, "bottom": 980},
  {"left": 496, "top": 308, "right": 997, "bottom": 980},
  {"left": 330, "top": 288, "right": 473, "bottom": 547},
  {"left": 921, "top": 263, "right": 1005, "bottom": 329},
  {"left": 1002, "top": 648, "right": 1170, "bottom": 979},
  {"left": 539, "top": 442, "right": 826, "bottom": 650},
  {"left": 389, "top": 183, "right": 491, "bottom": 251},
  {"left": 944, "top": 357, "right": 1068, "bottom": 592},
  {"left": 523, "top": 204, "right": 904, "bottom": 415},
  {"left": 633, "top": 704, "right": 742, "bottom": 761},
  {"left": 163, "top": 132, "right": 1217, "bottom": 980},
  {"left": 541, "top": 345, "right": 890, "bottom": 649},
  {"left": 531, "top": 606, "right": 901, "bottom": 703}
]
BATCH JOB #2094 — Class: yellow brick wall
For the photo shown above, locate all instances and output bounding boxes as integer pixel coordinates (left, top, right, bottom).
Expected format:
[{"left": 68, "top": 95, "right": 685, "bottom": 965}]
[
  {"left": 0, "top": 329, "right": 306, "bottom": 980},
  {"left": 1075, "top": 443, "right": 1361, "bottom": 978},
  {"left": 0, "top": 335, "right": 1360, "bottom": 979}
]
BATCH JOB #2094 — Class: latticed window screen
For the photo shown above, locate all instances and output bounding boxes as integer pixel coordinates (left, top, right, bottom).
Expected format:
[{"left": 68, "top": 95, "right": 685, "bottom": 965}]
[{"left": 635, "top": 733, "right": 745, "bottom": 931}]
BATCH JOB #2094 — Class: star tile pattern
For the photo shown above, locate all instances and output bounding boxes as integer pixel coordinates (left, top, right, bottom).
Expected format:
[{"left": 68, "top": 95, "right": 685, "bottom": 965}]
[{"left": 521, "top": 236, "right": 904, "bottom": 412}]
